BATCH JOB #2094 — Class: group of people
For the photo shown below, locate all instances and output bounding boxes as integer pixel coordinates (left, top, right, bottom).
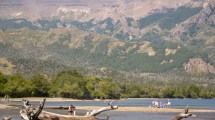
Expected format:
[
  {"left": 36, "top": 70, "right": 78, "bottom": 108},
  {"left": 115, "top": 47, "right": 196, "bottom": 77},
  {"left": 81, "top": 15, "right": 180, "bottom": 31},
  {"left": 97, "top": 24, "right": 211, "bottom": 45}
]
[
  {"left": 68, "top": 99, "right": 171, "bottom": 115},
  {"left": 150, "top": 99, "right": 171, "bottom": 108}
]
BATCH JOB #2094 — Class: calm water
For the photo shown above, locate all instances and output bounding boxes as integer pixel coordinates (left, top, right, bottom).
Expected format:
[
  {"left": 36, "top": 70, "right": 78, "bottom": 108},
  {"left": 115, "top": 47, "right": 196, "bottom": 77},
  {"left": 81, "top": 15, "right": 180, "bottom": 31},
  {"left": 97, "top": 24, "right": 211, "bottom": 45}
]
[{"left": 1, "top": 99, "right": 215, "bottom": 120}]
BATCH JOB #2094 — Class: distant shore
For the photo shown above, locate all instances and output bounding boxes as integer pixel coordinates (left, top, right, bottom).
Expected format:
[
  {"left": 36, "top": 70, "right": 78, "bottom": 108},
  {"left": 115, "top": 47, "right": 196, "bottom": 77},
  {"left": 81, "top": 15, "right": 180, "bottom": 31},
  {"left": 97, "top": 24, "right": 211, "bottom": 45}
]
[
  {"left": 5, "top": 97, "right": 215, "bottom": 102},
  {"left": 8, "top": 97, "right": 86, "bottom": 102},
  {"left": 4, "top": 97, "right": 166, "bottom": 102}
]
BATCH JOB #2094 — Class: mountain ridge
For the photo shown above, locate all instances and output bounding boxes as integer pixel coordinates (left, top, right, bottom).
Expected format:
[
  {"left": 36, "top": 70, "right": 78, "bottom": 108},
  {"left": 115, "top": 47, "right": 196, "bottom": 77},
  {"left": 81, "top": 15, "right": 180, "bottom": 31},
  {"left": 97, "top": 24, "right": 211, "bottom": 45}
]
[{"left": 0, "top": 0, "right": 207, "bottom": 21}]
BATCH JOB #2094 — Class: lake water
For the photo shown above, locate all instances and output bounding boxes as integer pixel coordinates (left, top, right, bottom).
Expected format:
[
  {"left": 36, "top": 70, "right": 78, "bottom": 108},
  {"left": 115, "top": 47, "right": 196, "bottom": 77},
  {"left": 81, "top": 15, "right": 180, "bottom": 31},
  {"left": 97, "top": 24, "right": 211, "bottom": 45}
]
[{"left": 1, "top": 99, "right": 215, "bottom": 120}]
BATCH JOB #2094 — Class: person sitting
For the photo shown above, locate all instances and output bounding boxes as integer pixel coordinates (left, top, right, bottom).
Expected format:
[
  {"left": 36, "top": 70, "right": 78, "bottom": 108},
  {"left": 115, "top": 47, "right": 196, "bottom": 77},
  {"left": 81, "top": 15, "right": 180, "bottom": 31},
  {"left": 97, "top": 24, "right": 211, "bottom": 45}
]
[
  {"left": 68, "top": 104, "right": 76, "bottom": 115},
  {"left": 159, "top": 101, "right": 163, "bottom": 108}
]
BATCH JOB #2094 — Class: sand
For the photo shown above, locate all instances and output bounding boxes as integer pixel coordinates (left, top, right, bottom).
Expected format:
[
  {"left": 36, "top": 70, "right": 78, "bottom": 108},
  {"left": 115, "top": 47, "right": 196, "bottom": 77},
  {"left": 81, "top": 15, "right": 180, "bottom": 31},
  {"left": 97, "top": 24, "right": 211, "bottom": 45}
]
[
  {"left": 75, "top": 106, "right": 215, "bottom": 113},
  {"left": 1, "top": 104, "right": 215, "bottom": 113},
  {"left": 1, "top": 97, "right": 215, "bottom": 113},
  {"left": 0, "top": 104, "right": 13, "bottom": 109}
]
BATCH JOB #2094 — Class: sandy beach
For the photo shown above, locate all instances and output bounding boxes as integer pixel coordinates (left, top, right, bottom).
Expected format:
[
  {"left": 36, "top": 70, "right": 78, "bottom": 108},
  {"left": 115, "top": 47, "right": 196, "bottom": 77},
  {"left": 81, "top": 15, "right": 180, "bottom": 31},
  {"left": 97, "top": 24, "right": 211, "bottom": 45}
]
[
  {"left": 1, "top": 104, "right": 215, "bottom": 113},
  {"left": 73, "top": 106, "right": 215, "bottom": 113},
  {"left": 0, "top": 104, "right": 13, "bottom": 109},
  {"left": 1, "top": 97, "right": 215, "bottom": 113}
]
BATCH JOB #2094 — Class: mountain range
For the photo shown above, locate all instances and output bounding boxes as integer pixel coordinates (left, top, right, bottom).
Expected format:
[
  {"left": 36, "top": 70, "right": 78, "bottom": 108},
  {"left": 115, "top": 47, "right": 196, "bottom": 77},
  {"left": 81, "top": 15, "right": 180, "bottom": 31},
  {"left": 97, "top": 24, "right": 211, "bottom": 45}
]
[{"left": 0, "top": 0, "right": 215, "bottom": 85}]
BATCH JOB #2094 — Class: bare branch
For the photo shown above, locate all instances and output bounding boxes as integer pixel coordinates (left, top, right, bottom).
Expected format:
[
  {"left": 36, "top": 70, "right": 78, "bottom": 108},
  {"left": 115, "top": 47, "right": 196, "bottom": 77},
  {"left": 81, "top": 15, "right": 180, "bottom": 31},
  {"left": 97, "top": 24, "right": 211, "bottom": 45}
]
[
  {"left": 172, "top": 106, "right": 196, "bottom": 120},
  {"left": 86, "top": 101, "right": 118, "bottom": 116}
]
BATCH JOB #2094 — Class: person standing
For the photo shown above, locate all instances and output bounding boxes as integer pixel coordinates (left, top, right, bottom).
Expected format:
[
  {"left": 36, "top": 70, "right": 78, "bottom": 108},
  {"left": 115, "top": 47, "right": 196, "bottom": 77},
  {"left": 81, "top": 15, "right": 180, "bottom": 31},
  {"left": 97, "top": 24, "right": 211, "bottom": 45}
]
[
  {"left": 167, "top": 99, "right": 171, "bottom": 108},
  {"left": 68, "top": 104, "right": 76, "bottom": 116}
]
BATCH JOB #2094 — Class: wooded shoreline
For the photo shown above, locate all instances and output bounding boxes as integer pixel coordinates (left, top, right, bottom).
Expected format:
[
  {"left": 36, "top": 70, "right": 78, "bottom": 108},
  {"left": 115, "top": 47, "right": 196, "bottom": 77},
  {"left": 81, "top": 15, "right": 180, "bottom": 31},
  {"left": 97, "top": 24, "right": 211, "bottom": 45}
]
[{"left": 5, "top": 97, "right": 215, "bottom": 102}]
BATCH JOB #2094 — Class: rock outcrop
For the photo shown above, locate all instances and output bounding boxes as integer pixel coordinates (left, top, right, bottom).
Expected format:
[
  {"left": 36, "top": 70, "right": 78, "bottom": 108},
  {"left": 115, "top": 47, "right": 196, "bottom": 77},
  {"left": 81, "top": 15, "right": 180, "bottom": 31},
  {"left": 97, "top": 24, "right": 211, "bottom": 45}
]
[{"left": 183, "top": 58, "right": 215, "bottom": 75}]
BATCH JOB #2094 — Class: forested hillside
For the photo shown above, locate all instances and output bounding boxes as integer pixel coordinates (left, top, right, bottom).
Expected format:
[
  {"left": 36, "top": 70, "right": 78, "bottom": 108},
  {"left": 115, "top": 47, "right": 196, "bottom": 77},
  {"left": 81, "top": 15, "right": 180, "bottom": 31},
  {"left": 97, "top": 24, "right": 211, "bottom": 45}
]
[
  {"left": 0, "top": 0, "right": 215, "bottom": 99},
  {"left": 0, "top": 27, "right": 197, "bottom": 74}
]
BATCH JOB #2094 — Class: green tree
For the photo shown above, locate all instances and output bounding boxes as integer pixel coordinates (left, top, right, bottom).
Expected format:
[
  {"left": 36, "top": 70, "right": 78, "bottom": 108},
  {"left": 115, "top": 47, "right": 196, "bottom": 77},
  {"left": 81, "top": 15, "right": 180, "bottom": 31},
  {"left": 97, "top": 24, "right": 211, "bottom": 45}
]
[
  {"left": 125, "top": 83, "right": 142, "bottom": 98},
  {"left": 86, "top": 77, "right": 120, "bottom": 99},
  {"left": 0, "top": 72, "right": 8, "bottom": 96},
  {"left": 160, "top": 87, "right": 175, "bottom": 98},
  {"left": 186, "top": 85, "right": 200, "bottom": 98},
  {"left": 50, "top": 70, "right": 88, "bottom": 99},
  {"left": 85, "top": 76, "right": 101, "bottom": 99},
  {"left": 3, "top": 73, "right": 31, "bottom": 97},
  {"left": 30, "top": 74, "right": 50, "bottom": 97},
  {"left": 173, "top": 86, "right": 185, "bottom": 98}
]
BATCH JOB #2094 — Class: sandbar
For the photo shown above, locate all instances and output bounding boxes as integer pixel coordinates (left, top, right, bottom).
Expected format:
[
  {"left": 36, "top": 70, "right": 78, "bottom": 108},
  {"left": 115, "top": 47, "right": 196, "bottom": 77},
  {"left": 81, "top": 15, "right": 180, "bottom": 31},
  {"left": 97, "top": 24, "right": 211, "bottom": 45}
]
[{"left": 1, "top": 97, "right": 215, "bottom": 113}]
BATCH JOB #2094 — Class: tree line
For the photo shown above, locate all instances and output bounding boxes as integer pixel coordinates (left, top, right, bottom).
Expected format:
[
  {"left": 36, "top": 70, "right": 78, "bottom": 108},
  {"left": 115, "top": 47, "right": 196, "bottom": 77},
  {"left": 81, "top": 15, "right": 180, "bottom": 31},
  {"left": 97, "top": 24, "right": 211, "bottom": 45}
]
[{"left": 0, "top": 70, "right": 214, "bottom": 99}]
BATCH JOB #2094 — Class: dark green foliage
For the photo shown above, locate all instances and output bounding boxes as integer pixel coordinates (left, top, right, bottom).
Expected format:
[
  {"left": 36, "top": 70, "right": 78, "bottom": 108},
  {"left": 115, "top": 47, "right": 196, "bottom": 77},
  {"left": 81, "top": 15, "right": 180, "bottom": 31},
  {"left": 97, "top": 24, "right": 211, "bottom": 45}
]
[
  {"left": 115, "top": 31, "right": 130, "bottom": 40},
  {"left": 3, "top": 73, "right": 31, "bottom": 97},
  {"left": 90, "top": 42, "right": 193, "bottom": 73},
  {"left": 50, "top": 70, "right": 88, "bottom": 99},
  {"left": 143, "top": 32, "right": 165, "bottom": 45},
  {"left": 138, "top": 12, "right": 164, "bottom": 29},
  {"left": 187, "top": 23, "right": 198, "bottom": 37},
  {"left": 12, "top": 58, "right": 67, "bottom": 77},
  {"left": 0, "top": 27, "right": 196, "bottom": 74},
  {"left": 115, "top": 33, "right": 125, "bottom": 40},
  {"left": 30, "top": 74, "right": 50, "bottom": 97},
  {"left": 103, "top": 18, "right": 115, "bottom": 32},
  {"left": 0, "top": 18, "right": 37, "bottom": 30},
  {"left": 71, "top": 18, "right": 115, "bottom": 35},
  {"left": 95, "top": 18, "right": 115, "bottom": 35},
  {"left": 71, "top": 19, "right": 95, "bottom": 30},
  {"left": 161, "top": 87, "right": 175, "bottom": 98},
  {"left": 36, "top": 19, "right": 60, "bottom": 30},
  {"left": 159, "top": 7, "right": 202, "bottom": 29},
  {"left": 0, "top": 72, "right": 8, "bottom": 96},
  {"left": 138, "top": 7, "right": 202, "bottom": 30},
  {"left": 0, "top": 18, "right": 59, "bottom": 30},
  {"left": 126, "top": 17, "right": 134, "bottom": 27},
  {"left": 0, "top": 71, "right": 214, "bottom": 99},
  {"left": 85, "top": 76, "right": 120, "bottom": 99}
]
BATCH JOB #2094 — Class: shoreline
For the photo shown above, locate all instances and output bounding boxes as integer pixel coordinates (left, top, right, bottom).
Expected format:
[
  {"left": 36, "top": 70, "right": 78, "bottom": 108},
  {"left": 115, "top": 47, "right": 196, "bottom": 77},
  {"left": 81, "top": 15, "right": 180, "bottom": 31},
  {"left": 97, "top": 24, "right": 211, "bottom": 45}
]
[
  {"left": 0, "top": 104, "right": 13, "bottom": 109},
  {"left": 76, "top": 106, "right": 215, "bottom": 113},
  {"left": 7, "top": 97, "right": 90, "bottom": 102},
  {"left": 7, "top": 97, "right": 215, "bottom": 102},
  {"left": 1, "top": 97, "right": 215, "bottom": 113},
  {"left": 1, "top": 104, "right": 215, "bottom": 113}
]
